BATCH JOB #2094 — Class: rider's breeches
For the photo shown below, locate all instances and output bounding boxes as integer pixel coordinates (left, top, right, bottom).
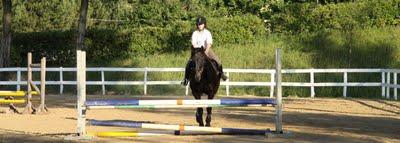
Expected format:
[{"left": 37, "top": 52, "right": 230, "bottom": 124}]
[{"left": 205, "top": 48, "right": 221, "bottom": 66}]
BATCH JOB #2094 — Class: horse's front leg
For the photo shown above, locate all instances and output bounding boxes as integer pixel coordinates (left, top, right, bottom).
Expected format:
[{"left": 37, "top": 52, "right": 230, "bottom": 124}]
[
  {"left": 205, "top": 95, "right": 214, "bottom": 127},
  {"left": 196, "top": 107, "right": 204, "bottom": 126},
  {"left": 205, "top": 107, "right": 212, "bottom": 127},
  {"left": 193, "top": 93, "right": 204, "bottom": 126}
]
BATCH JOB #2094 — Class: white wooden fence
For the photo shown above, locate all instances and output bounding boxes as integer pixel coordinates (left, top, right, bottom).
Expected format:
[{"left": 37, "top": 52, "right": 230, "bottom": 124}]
[{"left": 0, "top": 67, "right": 398, "bottom": 100}]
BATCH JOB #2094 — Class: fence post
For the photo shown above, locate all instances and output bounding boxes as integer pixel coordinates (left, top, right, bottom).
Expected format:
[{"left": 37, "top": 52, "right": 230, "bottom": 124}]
[
  {"left": 37, "top": 56, "right": 47, "bottom": 113},
  {"left": 144, "top": 68, "right": 148, "bottom": 95},
  {"left": 101, "top": 68, "right": 105, "bottom": 95},
  {"left": 310, "top": 69, "right": 315, "bottom": 98},
  {"left": 343, "top": 72, "right": 348, "bottom": 98},
  {"left": 275, "top": 48, "right": 283, "bottom": 134},
  {"left": 77, "top": 50, "right": 87, "bottom": 136},
  {"left": 395, "top": 72, "right": 397, "bottom": 100},
  {"left": 17, "top": 68, "right": 21, "bottom": 91},
  {"left": 24, "top": 52, "right": 33, "bottom": 113},
  {"left": 386, "top": 72, "right": 391, "bottom": 99},
  {"left": 381, "top": 71, "right": 385, "bottom": 98},
  {"left": 59, "top": 67, "right": 63, "bottom": 94},
  {"left": 270, "top": 72, "right": 275, "bottom": 98},
  {"left": 226, "top": 72, "right": 230, "bottom": 96}
]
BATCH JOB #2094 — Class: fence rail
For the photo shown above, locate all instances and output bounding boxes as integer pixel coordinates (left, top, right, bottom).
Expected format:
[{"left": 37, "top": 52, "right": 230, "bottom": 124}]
[{"left": 0, "top": 67, "right": 398, "bottom": 100}]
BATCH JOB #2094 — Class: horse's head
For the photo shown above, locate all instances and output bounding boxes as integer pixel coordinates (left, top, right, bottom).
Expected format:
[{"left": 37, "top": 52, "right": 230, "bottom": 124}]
[{"left": 191, "top": 47, "right": 207, "bottom": 82}]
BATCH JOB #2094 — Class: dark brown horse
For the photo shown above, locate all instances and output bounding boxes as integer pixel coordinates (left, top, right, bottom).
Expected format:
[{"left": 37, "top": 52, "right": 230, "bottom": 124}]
[{"left": 189, "top": 47, "right": 221, "bottom": 127}]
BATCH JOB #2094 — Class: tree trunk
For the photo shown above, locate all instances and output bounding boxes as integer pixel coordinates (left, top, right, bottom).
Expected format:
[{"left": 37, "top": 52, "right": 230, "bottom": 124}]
[
  {"left": 1, "top": 0, "right": 12, "bottom": 80},
  {"left": 77, "top": 0, "right": 88, "bottom": 51}
]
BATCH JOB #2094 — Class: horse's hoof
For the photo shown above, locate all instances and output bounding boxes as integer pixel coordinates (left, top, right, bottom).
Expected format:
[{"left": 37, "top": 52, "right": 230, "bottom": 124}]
[
  {"left": 199, "top": 124, "right": 204, "bottom": 127},
  {"left": 205, "top": 124, "right": 211, "bottom": 127}
]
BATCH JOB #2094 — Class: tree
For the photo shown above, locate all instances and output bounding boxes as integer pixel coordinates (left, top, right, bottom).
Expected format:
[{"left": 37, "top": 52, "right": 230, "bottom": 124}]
[{"left": 1, "top": 0, "right": 11, "bottom": 80}]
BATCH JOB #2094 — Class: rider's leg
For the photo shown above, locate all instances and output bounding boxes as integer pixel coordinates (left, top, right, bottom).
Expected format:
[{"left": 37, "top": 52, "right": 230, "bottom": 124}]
[
  {"left": 205, "top": 48, "right": 228, "bottom": 81},
  {"left": 181, "top": 59, "right": 191, "bottom": 86},
  {"left": 218, "top": 64, "right": 228, "bottom": 81}
]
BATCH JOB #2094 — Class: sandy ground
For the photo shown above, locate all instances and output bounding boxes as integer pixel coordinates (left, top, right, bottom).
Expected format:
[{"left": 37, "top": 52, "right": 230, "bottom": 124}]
[{"left": 0, "top": 94, "right": 399, "bottom": 143}]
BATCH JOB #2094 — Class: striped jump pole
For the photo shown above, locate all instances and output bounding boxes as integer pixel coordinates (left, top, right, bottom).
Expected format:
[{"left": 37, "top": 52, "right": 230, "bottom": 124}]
[
  {"left": 87, "top": 104, "right": 269, "bottom": 109},
  {"left": 86, "top": 99, "right": 276, "bottom": 107},
  {"left": 88, "top": 131, "right": 171, "bottom": 137},
  {"left": 88, "top": 120, "right": 272, "bottom": 135},
  {"left": 88, "top": 130, "right": 218, "bottom": 137}
]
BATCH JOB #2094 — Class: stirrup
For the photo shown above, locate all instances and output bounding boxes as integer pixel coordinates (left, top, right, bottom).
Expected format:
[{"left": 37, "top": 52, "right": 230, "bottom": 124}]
[
  {"left": 181, "top": 79, "right": 189, "bottom": 86},
  {"left": 221, "top": 73, "right": 228, "bottom": 81}
]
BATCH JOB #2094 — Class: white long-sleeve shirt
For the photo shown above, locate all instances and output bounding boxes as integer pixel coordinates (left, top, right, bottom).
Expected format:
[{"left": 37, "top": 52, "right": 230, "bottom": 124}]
[{"left": 191, "top": 29, "right": 213, "bottom": 49}]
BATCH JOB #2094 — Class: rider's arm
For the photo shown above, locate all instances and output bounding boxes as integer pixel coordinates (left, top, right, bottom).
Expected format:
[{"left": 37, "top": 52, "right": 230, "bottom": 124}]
[
  {"left": 205, "top": 31, "right": 213, "bottom": 52},
  {"left": 191, "top": 32, "right": 197, "bottom": 48},
  {"left": 205, "top": 43, "right": 212, "bottom": 53}
]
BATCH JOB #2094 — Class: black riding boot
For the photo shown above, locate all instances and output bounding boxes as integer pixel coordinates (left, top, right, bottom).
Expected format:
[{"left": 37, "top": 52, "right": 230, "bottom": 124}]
[
  {"left": 219, "top": 65, "right": 228, "bottom": 81},
  {"left": 181, "top": 60, "right": 191, "bottom": 86}
]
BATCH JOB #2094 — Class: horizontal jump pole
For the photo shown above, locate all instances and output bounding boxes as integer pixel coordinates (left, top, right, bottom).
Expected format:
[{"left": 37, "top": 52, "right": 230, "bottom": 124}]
[
  {"left": 86, "top": 98, "right": 276, "bottom": 106},
  {"left": 0, "top": 99, "right": 25, "bottom": 104},
  {"left": 88, "top": 131, "right": 171, "bottom": 137},
  {"left": 0, "top": 91, "right": 39, "bottom": 96},
  {"left": 87, "top": 130, "right": 248, "bottom": 137},
  {"left": 88, "top": 120, "right": 271, "bottom": 135},
  {"left": 87, "top": 104, "right": 268, "bottom": 109}
]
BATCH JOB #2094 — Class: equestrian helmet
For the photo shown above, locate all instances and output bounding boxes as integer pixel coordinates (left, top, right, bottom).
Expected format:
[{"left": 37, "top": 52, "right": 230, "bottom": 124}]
[{"left": 196, "top": 16, "right": 206, "bottom": 26}]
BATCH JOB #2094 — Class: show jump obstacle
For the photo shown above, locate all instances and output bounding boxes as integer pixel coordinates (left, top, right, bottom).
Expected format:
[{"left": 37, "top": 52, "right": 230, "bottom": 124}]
[
  {"left": 0, "top": 52, "right": 48, "bottom": 114},
  {"left": 72, "top": 49, "right": 284, "bottom": 139}
]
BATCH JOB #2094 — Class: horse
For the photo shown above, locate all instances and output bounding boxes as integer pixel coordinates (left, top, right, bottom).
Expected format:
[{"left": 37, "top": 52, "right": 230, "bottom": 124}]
[{"left": 188, "top": 47, "right": 221, "bottom": 127}]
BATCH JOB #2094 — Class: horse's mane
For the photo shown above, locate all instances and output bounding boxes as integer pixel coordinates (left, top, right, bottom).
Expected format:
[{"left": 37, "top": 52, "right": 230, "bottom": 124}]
[
  {"left": 191, "top": 48, "right": 207, "bottom": 59},
  {"left": 190, "top": 48, "right": 218, "bottom": 83}
]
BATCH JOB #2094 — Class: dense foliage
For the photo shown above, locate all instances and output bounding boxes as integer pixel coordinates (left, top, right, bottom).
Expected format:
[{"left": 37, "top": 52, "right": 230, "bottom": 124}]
[{"left": 1, "top": 0, "right": 398, "bottom": 66}]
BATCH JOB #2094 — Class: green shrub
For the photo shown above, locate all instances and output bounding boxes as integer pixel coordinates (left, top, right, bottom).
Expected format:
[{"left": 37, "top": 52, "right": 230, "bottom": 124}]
[
  {"left": 270, "top": 0, "right": 400, "bottom": 33},
  {"left": 209, "top": 15, "right": 266, "bottom": 45},
  {"left": 12, "top": 30, "right": 75, "bottom": 66}
]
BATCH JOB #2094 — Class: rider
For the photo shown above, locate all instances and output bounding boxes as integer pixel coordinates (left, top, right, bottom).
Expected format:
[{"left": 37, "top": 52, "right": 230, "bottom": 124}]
[{"left": 181, "top": 16, "right": 228, "bottom": 86}]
